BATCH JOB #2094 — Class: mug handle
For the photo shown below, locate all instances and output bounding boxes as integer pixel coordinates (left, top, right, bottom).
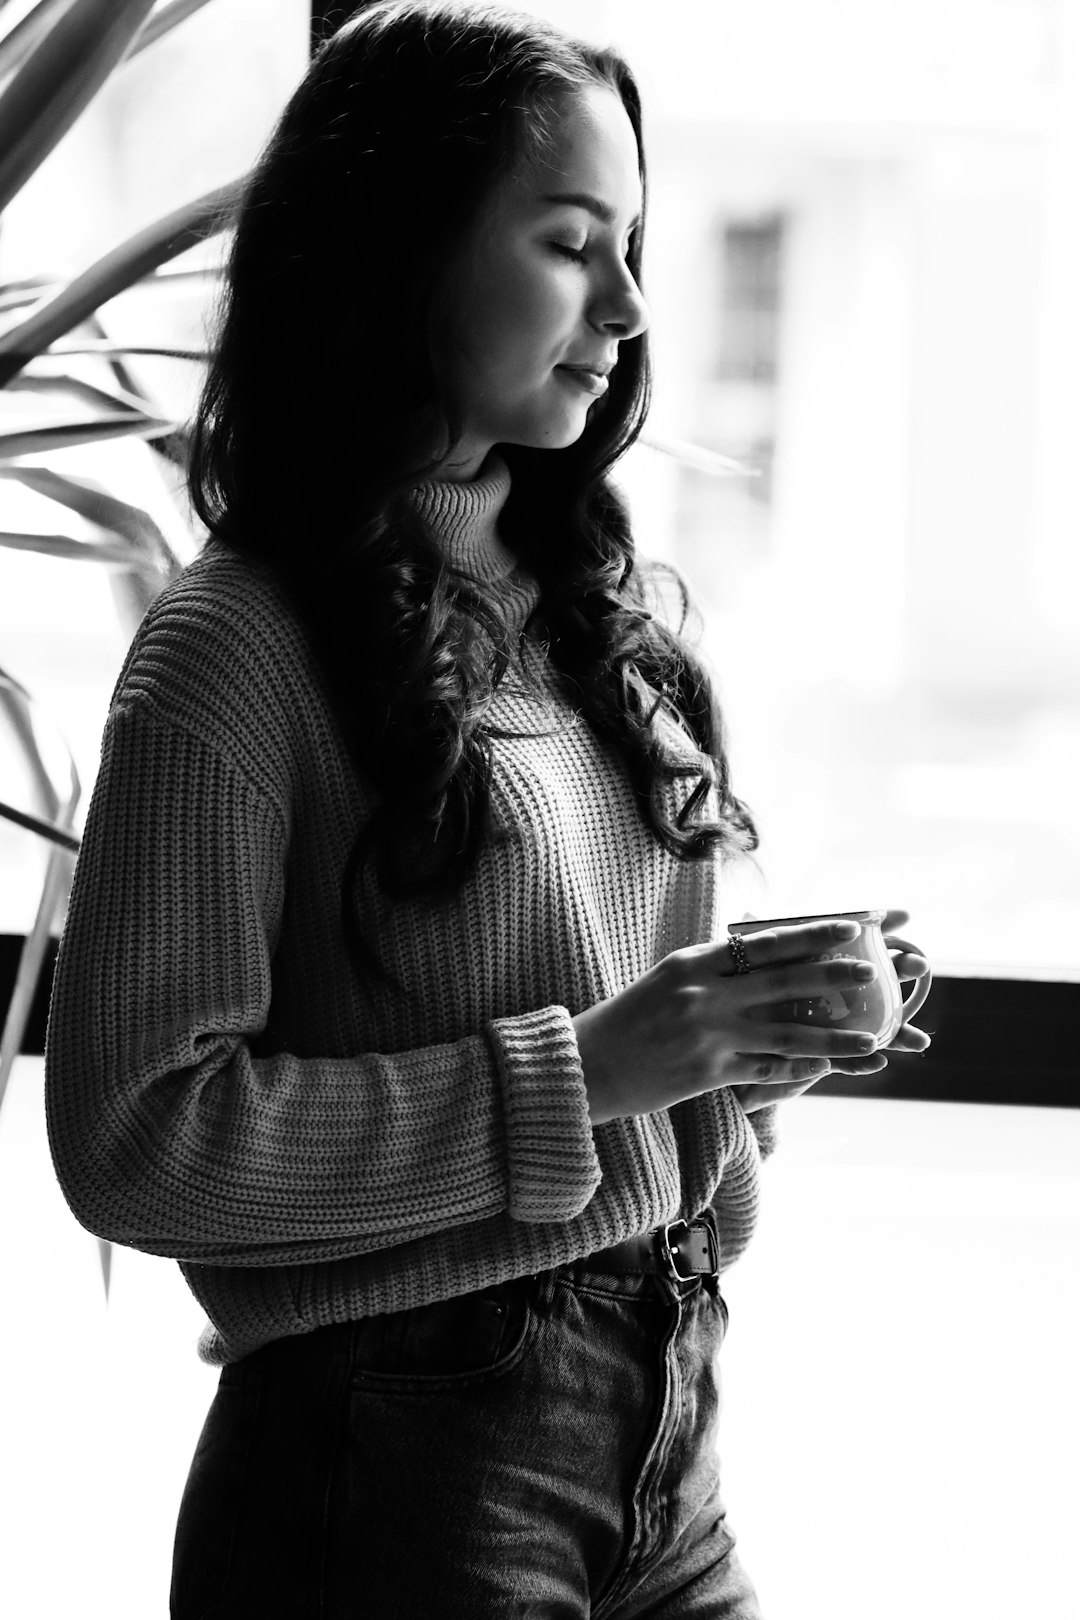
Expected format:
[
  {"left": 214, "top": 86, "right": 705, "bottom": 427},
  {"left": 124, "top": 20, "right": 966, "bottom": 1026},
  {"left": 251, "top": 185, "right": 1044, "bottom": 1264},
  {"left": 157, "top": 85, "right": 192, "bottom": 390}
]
[{"left": 885, "top": 931, "right": 933, "bottom": 1029}]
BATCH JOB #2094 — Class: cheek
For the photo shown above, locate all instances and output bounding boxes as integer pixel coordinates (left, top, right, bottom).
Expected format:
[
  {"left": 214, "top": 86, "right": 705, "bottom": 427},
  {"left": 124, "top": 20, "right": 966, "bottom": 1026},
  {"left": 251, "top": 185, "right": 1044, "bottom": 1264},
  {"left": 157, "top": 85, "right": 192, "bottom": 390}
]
[{"left": 467, "top": 259, "right": 570, "bottom": 375}]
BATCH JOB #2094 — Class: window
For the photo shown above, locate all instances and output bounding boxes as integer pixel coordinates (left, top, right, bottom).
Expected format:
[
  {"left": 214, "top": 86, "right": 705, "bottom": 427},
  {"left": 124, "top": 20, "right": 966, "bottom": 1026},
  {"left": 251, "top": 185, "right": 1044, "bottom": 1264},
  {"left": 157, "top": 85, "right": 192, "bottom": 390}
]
[
  {"left": 543, "top": 0, "right": 1079, "bottom": 990},
  {"left": 716, "top": 216, "right": 784, "bottom": 384}
]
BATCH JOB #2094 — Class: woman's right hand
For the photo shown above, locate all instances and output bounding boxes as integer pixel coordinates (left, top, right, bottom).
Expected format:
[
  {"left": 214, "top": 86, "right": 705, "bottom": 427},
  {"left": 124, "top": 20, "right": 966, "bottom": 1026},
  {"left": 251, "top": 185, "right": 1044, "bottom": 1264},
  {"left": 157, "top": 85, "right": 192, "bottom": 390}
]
[{"left": 572, "top": 917, "right": 882, "bottom": 1126}]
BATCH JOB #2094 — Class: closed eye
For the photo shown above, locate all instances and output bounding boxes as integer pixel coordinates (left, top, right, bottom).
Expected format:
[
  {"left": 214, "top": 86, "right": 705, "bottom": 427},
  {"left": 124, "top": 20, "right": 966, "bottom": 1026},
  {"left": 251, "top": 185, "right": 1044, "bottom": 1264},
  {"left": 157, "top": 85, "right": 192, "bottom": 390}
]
[{"left": 551, "top": 241, "right": 588, "bottom": 264}]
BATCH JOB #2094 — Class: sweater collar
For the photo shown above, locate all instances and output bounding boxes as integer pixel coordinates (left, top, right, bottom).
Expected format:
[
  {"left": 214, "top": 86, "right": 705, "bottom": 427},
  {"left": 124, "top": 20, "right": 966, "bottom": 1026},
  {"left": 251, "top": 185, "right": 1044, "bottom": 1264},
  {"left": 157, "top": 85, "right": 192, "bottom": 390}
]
[{"left": 408, "top": 452, "right": 516, "bottom": 584}]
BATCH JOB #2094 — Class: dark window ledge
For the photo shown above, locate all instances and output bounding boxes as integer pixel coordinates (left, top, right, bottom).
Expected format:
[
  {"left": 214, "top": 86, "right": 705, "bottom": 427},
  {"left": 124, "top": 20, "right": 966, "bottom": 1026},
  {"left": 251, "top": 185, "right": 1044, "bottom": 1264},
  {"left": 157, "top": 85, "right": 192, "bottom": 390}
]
[{"left": 812, "top": 973, "right": 1079, "bottom": 1109}]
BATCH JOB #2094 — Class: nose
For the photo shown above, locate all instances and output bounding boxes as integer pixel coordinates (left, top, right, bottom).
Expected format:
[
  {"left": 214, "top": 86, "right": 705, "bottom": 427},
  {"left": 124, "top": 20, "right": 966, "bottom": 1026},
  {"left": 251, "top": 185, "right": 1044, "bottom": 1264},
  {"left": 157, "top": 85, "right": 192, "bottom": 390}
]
[{"left": 592, "top": 263, "right": 650, "bottom": 341}]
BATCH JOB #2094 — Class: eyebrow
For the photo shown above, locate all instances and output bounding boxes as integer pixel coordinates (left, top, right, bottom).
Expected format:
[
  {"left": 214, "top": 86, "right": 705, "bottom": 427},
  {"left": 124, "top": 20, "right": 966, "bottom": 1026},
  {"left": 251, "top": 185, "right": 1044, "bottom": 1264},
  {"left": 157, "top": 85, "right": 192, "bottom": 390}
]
[{"left": 538, "top": 190, "right": 641, "bottom": 230}]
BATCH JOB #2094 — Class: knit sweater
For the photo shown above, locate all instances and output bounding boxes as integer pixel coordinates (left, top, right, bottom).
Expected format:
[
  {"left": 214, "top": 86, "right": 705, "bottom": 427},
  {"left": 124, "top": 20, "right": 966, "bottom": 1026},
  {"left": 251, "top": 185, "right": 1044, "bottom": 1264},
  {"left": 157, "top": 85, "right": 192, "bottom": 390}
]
[{"left": 45, "top": 454, "right": 773, "bottom": 1365}]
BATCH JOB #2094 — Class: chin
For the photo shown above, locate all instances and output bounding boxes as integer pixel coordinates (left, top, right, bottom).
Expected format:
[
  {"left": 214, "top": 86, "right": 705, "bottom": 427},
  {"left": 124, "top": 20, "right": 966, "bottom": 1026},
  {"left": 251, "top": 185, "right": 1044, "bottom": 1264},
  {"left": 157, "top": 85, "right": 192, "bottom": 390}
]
[{"left": 515, "top": 409, "right": 594, "bottom": 452}]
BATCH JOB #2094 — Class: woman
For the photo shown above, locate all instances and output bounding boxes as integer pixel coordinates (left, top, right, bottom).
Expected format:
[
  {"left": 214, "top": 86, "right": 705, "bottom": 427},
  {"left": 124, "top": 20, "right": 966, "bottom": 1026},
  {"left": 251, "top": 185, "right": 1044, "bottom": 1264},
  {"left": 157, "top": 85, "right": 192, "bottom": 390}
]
[{"left": 45, "top": 4, "right": 930, "bottom": 1615}]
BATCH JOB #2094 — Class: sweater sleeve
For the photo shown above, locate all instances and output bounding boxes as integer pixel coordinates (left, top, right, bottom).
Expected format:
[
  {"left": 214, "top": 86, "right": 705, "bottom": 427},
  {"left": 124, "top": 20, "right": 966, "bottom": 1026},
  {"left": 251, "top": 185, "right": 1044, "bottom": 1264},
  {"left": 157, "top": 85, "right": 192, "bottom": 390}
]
[{"left": 44, "top": 698, "right": 600, "bottom": 1268}]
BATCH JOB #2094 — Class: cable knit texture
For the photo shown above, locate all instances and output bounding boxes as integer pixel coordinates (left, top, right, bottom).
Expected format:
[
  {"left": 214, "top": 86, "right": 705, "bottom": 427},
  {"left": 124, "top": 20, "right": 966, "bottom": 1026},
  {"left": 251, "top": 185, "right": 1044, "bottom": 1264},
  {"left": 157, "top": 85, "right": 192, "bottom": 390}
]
[{"left": 45, "top": 453, "right": 774, "bottom": 1365}]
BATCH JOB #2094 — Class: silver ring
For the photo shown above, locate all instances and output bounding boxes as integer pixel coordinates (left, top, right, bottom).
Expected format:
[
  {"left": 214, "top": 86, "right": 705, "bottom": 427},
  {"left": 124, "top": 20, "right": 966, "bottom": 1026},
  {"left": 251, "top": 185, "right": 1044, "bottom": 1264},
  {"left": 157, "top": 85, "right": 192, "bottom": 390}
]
[{"left": 727, "top": 930, "right": 752, "bottom": 975}]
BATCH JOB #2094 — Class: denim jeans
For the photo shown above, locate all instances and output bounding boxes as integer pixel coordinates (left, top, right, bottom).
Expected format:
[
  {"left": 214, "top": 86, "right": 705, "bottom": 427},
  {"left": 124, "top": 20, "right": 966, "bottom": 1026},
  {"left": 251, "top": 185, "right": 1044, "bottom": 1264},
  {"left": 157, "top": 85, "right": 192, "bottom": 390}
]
[{"left": 170, "top": 1247, "right": 763, "bottom": 1618}]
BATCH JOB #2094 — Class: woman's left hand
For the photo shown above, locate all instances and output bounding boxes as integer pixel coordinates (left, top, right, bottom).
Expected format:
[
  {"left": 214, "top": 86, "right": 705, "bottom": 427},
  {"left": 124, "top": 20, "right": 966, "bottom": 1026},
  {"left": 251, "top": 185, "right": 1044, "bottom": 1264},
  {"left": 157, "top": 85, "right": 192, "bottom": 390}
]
[{"left": 827, "top": 907, "right": 931, "bottom": 1077}]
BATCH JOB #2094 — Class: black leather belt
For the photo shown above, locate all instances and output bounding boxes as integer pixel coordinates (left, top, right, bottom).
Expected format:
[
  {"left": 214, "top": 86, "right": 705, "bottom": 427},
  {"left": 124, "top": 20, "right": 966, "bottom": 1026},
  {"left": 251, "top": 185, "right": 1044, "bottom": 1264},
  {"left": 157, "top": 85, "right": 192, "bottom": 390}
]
[{"left": 586, "top": 1217, "right": 720, "bottom": 1286}]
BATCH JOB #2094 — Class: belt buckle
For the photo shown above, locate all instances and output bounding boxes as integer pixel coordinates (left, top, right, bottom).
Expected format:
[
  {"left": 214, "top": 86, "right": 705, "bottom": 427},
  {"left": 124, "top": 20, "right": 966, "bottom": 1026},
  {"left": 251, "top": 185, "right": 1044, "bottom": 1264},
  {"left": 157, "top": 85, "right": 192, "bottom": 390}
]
[{"left": 658, "top": 1219, "right": 719, "bottom": 1287}]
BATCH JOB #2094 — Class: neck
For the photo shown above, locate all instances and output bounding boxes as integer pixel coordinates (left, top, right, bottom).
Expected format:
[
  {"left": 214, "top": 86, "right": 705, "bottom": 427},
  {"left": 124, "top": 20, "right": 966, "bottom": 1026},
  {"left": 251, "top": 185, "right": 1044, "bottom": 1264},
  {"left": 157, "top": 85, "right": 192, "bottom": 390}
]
[{"left": 423, "top": 441, "right": 493, "bottom": 483}]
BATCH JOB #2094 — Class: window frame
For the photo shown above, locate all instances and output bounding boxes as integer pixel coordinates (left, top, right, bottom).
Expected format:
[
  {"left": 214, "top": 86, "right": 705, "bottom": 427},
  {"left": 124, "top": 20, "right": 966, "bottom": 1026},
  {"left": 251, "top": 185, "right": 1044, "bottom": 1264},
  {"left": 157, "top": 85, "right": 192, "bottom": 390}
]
[{"left": 811, "top": 973, "right": 1077, "bottom": 1109}]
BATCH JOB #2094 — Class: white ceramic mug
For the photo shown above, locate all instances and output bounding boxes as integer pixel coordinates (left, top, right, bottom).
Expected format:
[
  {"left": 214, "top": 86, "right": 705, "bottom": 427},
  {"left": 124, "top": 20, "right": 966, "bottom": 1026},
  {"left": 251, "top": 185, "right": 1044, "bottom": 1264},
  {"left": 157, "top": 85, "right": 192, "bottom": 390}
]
[{"left": 728, "top": 909, "right": 932, "bottom": 1050}]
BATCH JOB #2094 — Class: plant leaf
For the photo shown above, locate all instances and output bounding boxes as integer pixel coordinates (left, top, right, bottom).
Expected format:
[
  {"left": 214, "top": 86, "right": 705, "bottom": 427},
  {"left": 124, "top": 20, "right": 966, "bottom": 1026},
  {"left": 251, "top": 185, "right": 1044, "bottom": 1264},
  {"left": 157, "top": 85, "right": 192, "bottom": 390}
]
[
  {"left": 0, "top": 178, "right": 245, "bottom": 384},
  {"left": 0, "top": 0, "right": 74, "bottom": 84},
  {"left": 0, "top": 462, "right": 181, "bottom": 576},
  {"left": 0, "top": 274, "right": 57, "bottom": 314},
  {"left": 144, "top": 423, "right": 192, "bottom": 472},
  {"left": 126, "top": 0, "right": 214, "bottom": 61},
  {"left": 0, "top": 0, "right": 158, "bottom": 216},
  {"left": 147, "top": 264, "right": 223, "bottom": 283},
  {"left": 0, "top": 663, "right": 68, "bottom": 819},
  {"left": 108, "top": 562, "right": 164, "bottom": 635},
  {"left": 0, "top": 528, "right": 137, "bottom": 564},
  {"left": 81, "top": 309, "right": 162, "bottom": 424},
  {"left": 0, "top": 267, "right": 220, "bottom": 314},
  {"left": 6, "top": 370, "right": 154, "bottom": 416},
  {"left": 0, "top": 412, "right": 175, "bottom": 458},
  {"left": 638, "top": 432, "right": 763, "bottom": 478},
  {"left": 98, "top": 1237, "right": 112, "bottom": 1301},
  {"left": 39, "top": 342, "right": 208, "bottom": 361},
  {"left": 0, "top": 798, "right": 80, "bottom": 853},
  {"left": 0, "top": 473, "right": 181, "bottom": 633},
  {"left": 0, "top": 836, "right": 76, "bottom": 1126}
]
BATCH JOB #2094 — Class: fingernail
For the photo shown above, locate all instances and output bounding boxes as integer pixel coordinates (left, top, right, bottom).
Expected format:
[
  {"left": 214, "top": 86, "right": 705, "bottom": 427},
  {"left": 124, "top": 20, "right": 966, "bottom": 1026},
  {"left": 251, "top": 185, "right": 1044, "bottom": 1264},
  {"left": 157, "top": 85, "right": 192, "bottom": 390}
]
[
  {"left": 807, "top": 1060, "right": 831, "bottom": 1076},
  {"left": 831, "top": 920, "right": 859, "bottom": 939},
  {"left": 852, "top": 962, "right": 877, "bottom": 981}
]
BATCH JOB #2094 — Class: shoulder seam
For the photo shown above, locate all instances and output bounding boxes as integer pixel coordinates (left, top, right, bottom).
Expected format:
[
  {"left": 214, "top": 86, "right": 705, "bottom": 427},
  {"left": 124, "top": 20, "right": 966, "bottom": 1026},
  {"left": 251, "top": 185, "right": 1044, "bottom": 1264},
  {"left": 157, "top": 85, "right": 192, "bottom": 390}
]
[{"left": 106, "top": 691, "right": 292, "bottom": 834}]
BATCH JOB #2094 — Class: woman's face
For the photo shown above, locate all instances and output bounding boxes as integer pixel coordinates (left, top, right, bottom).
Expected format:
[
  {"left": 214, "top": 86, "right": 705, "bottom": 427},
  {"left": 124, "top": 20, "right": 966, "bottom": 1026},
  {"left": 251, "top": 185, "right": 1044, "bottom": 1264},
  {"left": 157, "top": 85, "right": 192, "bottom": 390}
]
[{"left": 432, "top": 85, "right": 649, "bottom": 480}]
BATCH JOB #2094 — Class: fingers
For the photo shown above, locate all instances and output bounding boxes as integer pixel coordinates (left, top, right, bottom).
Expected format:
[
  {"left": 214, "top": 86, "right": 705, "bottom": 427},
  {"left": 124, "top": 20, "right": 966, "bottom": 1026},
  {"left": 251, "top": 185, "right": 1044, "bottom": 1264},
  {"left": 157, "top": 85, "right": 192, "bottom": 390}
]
[
  {"left": 727, "top": 917, "right": 929, "bottom": 988},
  {"left": 728, "top": 940, "right": 930, "bottom": 1014},
  {"left": 884, "top": 931, "right": 927, "bottom": 969},
  {"left": 734, "top": 1024, "right": 881, "bottom": 1077},
  {"left": 890, "top": 949, "right": 930, "bottom": 982},
  {"left": 886, "top": 1021, "right": 932, "bottom": 1054},
  {"left": 746, "top": 954, "right": 882, "bottom": 1004},
  {"left": 721, "top": 917, "right": 860, "bottom": 975},
  {"left": 829, "top": 1051, "right": 891, "bottom": 1076},
  {"left": 751, "top": 1028, "right": 882, "bottom": 1063},
  {"left": 730, "top": 1014, "right": 923, "bottom": 1096},
  {"left": 746, "top": 1012, "right": 931, "bottom": 1063},
  {"left": 712, "top": 938, "right": 933, "bottom": 1067},
  {"left": 731, "top": 1057, "right": 832, "bottom": 1091}
]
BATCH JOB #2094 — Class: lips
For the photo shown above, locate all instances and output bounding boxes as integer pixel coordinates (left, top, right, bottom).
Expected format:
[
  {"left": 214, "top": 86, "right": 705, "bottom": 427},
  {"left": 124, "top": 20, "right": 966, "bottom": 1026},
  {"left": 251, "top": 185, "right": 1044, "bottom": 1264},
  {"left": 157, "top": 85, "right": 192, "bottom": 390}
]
[{"left": 557, "top": 363, "right": 611, "bottom": 397}]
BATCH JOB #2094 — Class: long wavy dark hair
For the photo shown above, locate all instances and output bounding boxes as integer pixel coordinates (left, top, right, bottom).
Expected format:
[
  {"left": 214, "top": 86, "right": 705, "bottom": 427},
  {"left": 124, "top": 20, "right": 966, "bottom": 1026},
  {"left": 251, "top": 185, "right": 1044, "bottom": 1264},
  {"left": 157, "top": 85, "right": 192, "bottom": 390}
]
[{"left": 188, "top": 0, "right": 757, "bottom": 977}]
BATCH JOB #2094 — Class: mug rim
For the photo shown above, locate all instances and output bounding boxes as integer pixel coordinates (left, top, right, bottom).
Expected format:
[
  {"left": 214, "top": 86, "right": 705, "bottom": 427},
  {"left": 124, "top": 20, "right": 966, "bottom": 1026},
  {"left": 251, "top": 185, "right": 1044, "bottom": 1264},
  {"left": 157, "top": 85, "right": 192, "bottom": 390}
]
[{"left": 729, "top": 908, "right": 886, "bottom": 934}]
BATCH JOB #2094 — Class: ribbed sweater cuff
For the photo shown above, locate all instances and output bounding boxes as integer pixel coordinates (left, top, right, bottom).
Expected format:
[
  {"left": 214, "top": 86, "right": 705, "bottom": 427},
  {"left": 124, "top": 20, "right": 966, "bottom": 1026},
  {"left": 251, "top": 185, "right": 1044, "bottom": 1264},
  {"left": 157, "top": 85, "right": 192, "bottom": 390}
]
[{"left": 488, "top": 1005, "right": 601, "bottom": 1223}]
